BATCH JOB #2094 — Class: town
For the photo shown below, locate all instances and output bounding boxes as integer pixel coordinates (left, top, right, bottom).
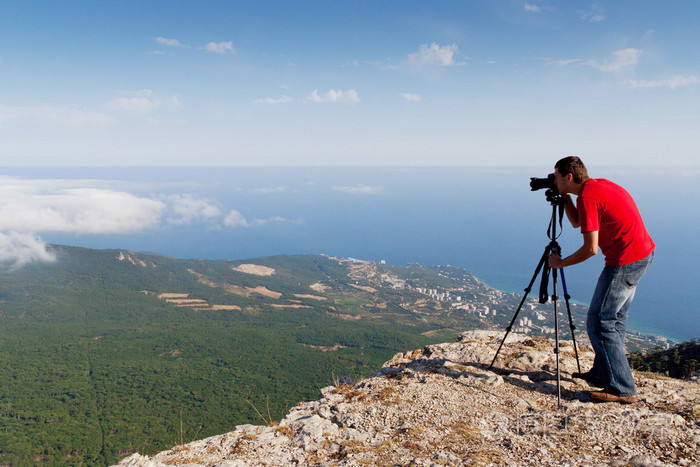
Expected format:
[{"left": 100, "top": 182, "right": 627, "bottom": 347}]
[{"left": 336, "top": 256, "right": 672, "bottom": 350}]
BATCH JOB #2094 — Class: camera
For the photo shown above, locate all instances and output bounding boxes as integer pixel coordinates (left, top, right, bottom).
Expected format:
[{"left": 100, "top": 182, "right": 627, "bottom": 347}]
[
  {"left": 530, "top": 173, "right": 564, "bottom": 205},
  {"left": 530, "top": 173, "right": 556, "bottom": 192}
]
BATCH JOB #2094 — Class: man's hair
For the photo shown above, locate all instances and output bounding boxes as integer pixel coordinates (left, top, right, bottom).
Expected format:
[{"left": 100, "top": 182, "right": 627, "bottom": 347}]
[{"left": 555, "top": 156, "right": 589, "bottom": 183}]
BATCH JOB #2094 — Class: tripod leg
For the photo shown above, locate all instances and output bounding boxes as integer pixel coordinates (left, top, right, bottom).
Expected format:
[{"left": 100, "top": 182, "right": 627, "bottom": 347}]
[
  {"left": 489, "top": 247, "right": 549, "bottom": 369},
  {"left": 559, "top": 268, "right": 582, "bottom": 373},
  {"left": 552, "top": 268, "right": 562, "bottom": 409}
]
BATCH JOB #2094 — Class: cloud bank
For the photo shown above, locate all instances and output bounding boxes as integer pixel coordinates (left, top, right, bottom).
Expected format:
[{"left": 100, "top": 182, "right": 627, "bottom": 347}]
[
  {"left": 0, "top": 176, "right": 302, "bottom": 267},
  {"left": 0, "top": 183, "right": 165, "bottom": 234},
  {"left": 0, "top": 177, "right": 163, "bottom": 267}
]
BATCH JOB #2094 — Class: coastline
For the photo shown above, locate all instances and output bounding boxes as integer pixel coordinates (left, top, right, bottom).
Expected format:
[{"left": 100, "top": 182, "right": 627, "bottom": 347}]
[{"left": 469, "top": 271, "right": 680, "bottom": 346}]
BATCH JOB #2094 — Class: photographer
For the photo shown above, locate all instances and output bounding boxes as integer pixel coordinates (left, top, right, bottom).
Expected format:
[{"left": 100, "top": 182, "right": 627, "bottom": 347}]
[{"left": 547, "top": 156, "right": 655, "bottom": 404}]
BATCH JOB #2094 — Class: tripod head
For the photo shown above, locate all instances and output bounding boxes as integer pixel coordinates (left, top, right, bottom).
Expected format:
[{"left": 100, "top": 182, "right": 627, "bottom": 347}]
[{"left": 545, "top": 188, "right": 566, "bottom": 207}]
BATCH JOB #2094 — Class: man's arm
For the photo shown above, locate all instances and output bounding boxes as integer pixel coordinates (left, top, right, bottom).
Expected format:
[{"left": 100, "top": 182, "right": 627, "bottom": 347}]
[
  {"left": 548, "top": 230, "right": 598, "bottom": 269},
  {"left": 564, "top": 195, "right": 580, "bottom": 228}
]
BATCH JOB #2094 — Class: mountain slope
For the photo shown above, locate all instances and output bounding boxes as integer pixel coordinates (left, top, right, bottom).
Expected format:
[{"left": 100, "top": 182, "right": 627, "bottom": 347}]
[
  {"left": 117, "top": 331, "right": 700, "bottom": 466},
  {"left": 0, "top": 247, "right": 438, "bottom": 465}
]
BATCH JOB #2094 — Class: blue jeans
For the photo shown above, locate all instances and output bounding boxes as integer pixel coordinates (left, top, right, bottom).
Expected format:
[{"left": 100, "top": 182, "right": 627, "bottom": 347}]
[{"left": 586, "top": 252, "right": 654, "bottom": 396}]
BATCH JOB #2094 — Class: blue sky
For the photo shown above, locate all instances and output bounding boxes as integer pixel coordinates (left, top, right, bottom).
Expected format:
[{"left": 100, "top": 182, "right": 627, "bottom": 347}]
[{"left": 1, "top": 0, "right": 699, "bottom": 167}]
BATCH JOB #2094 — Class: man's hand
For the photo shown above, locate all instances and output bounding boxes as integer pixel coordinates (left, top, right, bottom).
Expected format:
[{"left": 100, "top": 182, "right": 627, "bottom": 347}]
[
  {"left": 548, "top": 253, "right": 564, "bottom": 269},
  {"left": 548, "top": 231, "right": 598, "bottom": 269}
]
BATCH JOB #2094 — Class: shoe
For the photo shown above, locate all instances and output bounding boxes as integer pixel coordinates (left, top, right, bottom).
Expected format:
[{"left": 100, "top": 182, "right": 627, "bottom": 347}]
[
  {"left": 572, "top": 371, "right": 606, "bottom": 388},
  {"left": 590, "top": 390, "right": 638, "bottom": 404}
]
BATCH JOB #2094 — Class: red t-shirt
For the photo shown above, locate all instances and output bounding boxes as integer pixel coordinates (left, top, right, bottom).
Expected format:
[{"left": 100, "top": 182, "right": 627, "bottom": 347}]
[{"left": 577, "top": 178, "right": 655, "bottom": 266}]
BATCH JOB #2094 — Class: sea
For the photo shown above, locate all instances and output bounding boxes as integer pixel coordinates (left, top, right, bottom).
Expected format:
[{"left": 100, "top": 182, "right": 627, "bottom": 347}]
[{"left": 5, "top": 166, "right": 698, "bottom": 343}]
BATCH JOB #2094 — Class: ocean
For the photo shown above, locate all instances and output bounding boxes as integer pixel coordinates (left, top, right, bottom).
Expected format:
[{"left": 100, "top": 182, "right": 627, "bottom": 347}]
[{"left": 6, "top": 166, "right": 698, "bottom": 343}]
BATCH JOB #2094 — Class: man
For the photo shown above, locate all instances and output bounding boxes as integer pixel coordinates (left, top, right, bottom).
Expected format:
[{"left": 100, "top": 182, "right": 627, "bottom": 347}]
[{"left": 547, "top": 156, "right": 655, "bottom": 404}]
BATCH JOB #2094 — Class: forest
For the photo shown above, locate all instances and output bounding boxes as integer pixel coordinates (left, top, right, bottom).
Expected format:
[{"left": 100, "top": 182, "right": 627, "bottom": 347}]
[
  {"left": 629, "top": 339, "right": 700, "bottom": 379},
  {"left": 0, "top": 247, "right": 461, "bottom": 465}
]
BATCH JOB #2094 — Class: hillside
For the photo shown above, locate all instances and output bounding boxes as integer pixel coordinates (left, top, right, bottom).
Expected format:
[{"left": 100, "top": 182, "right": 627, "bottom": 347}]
[
  {"left": 629, "top": 341, "right": 700, "bottom": 380},
  {"left": 117, "top": 331, "right": 700, "bottom": 466},
  {"left": 0, "top": 246, "right": 672, "bottom": 465}
]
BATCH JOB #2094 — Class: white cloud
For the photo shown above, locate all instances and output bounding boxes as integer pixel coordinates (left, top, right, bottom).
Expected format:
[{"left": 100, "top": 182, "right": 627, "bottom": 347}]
[
  {"left": 0, "top": 177, "right": 170, "bottom": 267},
  {"left": 402, "top": 93, "right": 422, "bottom": 102},
  {"left": 524, "top": 4, "right": 541, "bottom": 13},
  {"left": 332, "top": 184, "right": 384, "bottom": 195},
  {"left": 306, "top": 89, "right": 360, "bottom": 103},
  {"left": 107, "top": 90, "right": 180, "bottom": 115},
  {"left": 589, "top": 48, "right": 642, "bottom": 72},
  {"left": 204, "top": 41, "right": 235, "bottom": 54},
  {"left": 251, "top": 186, "right": 288, "bottom": 194},
  {"left": 223, "top": 210, "right": 251, "bottom": 228},
  {"left": 555, "top": 58, "right": 583, "bottom": 66},
  {"left": 626, "top": 75, "right": 700, "bottom": 89},
  {"left": 0, "top": 176, "right": 306, "bottom": 265},
  {"left": 581, "top": 6, "right": 606, "bottom": 22},
  {"left": 0, "top": 177, "right": 169, "bottom": 267},
  {"left": 0, "top": 177, "right": 165, "bottom": 234},
  {"left": 156, "top": 37, "right": 187, "bottom": 48},
  {"left": 109, "top": 98, "right": 160, "bottom": 114},
  {"left": 223, "top": 210, "right": 301, "bottom": 228},
  {"left": 0, "top": 232, "right": 56, "bottom": 269},
  {"left": 408, "top": 43, "right": 459, "bottom": 67},
  {"left": 555, "top": 48, "right": 642, "bottom": 73},
  {"left": 108, "top": 89, "right": 161, "bottom": 115},
  {"left": 0, "top": 105, "right": 114, "bottom": 130},
  {"left": 253, "top": 96, "right": 295, "bottom": 105},
  {"left": 166, "top": 194, "right": 221, "bottom": 225}
]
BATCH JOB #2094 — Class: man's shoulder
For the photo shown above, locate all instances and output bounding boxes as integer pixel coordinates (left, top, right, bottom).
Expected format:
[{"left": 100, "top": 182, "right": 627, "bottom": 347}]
[{"left": 580, "top": 178, "right": 622, "bottom": 197}]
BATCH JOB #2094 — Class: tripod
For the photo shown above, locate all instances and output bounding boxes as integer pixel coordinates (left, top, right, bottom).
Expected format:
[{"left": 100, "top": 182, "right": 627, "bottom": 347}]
[{"left": 489, "top": 190, "right": 581, "bottom": 409}]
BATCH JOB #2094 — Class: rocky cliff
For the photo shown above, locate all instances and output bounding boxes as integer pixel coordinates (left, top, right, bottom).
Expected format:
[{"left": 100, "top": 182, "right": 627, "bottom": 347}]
[{"left": 117, "top": 331, "right": 699, "bottom": 466}]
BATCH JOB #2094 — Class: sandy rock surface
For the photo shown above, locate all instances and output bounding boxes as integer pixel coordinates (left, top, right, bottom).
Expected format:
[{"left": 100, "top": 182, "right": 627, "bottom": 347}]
[
  {"left": 232, "top": 264, "right": 276, "bottom": 276},
  {"left": 116, "top": 331, "right": 700, "bottom": 466}
]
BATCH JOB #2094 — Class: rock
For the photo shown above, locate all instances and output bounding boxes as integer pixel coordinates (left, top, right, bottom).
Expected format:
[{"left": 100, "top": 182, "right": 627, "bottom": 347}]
[{"left": 115, "top": 331, "right": 700, "bottom": 467}]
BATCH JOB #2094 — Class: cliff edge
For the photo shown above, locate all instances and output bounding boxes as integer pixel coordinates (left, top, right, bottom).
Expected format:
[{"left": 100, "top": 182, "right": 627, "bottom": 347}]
[{"left": 117, "top": 331, "right": 699, "bottom": 466}]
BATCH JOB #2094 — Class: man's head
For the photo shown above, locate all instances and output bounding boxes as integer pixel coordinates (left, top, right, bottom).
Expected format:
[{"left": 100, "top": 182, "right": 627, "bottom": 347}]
[{"left": 554, "top": 156, "right": 589, "bottom": 195}]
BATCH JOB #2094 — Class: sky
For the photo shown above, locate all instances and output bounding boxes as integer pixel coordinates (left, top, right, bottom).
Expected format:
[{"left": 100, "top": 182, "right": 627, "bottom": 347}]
[{"left": 1, "top": 0, "right": 699, "bottom": 167}]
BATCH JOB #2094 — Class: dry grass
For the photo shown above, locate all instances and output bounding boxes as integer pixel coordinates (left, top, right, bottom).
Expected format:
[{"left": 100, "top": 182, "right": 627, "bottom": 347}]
[{"left": 274, "top": 424, "right": 296, "bottom": 439}]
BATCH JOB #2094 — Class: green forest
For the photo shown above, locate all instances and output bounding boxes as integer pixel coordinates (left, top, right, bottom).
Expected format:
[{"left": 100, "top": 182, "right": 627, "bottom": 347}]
[
  {"left": 0, "top": 247, "right": 455, "bottom": 465},
  {"left": 629, "top": 339, "right": 700, "bottom": 379}
]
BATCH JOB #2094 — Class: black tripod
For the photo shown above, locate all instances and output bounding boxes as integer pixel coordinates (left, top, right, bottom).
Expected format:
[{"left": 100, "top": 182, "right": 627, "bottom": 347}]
[{"left": 489, "top": 189, "right": 581, "bottom": 409}]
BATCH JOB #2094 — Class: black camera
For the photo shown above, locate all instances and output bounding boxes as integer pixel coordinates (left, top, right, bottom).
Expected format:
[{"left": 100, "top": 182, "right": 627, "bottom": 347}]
[{"left": 530, "top": 173, "right": 556, "bottom": 192}]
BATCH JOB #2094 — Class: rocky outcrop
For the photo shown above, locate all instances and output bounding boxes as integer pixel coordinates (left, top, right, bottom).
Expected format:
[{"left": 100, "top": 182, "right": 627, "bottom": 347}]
[{"left": 117, "top": 331, "right": 700, "bottom": 466}]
